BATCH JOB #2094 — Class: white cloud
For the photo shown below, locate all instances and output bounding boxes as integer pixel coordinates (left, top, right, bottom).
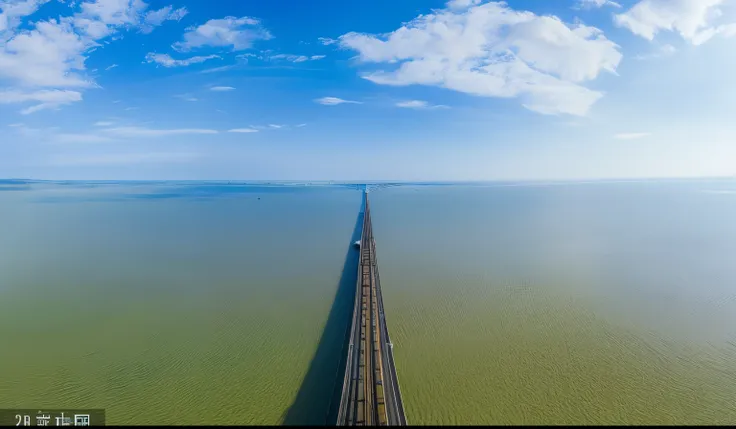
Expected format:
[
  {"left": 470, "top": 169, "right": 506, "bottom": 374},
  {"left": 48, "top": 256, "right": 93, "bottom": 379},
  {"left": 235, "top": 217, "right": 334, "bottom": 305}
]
[
  {"left": 396, "top": 100, "right": 449, "bottom": 109},
  {"left": 54, "top": 132, "right": 114, "bottom": 143},
  {"left": 703, "top": 190, "right": 736, "bottom": 195},
  {"left": 50, "top": 152, "right": 199, "bottom": 165},
  {"left": 19, "top": 103, "right": 67, "bottom": 115},
  {"left": 77, "top": 0, "right": 148, "bottom": 28},
  {"left": 267, "top": 53, "right": 326, "bottom": 63},
  {"left": 172, "top": 16, "right": 272, "bottom": 52},
  {"left": 6, "top": 122, "right": 42, "bottom": 137},
  {"left": 0, "top": 0, "right": 189, "bottom": 113},
  {"left": 0, "top": 89, "right": 83, "bottom": 114},
  {"left": 614, "top": 0, "right": 736, "bottom": 45},
  {"left": 199, "top": 65, "right": 235, "bottom": 73},
  {"left": 634, "top": 43, "right": 677, "bottom": 60},
  {"left": 140, "top": 5, "right": 187, "bottom": 34},
  {"left": 314, "top": 96, "right": 361, "bottom": 105},
  {"left": 296, "top": 123, "right": 307, "bottom": 127},
  {"left": 0, "top": 0, "right": 52, "bottom": 38},
  {"left": 614, "top": 132, "right": 651, "bottom": 140},
  {"left": 337, "top": 0, "right": 622, "bottom": 116},
  {"left": 0, "top": 18, "right": 94, "bottom": 87},
  {"left": 72, "top": 0, "right": 179, "bottom": 39},
  {"left": 270, "top": 54, "right": 308, "bottom": 63},
  {"left": 210, "top": 86, "right": 235, "bottom": 91},
  {"left": 105, "top": 63, "right": 118, "bottom": 70},
  {"left": 101, "top": 126, "right": 218, "bottom": 137},
  {"left": 174, "top": 94, "right": 197, "bottom": 101},
  {"left": 317, "top": 36, "right": 337, "bottom": 45},
  {"left": 237, "top": 52, "right": 260, "bottom": 60},
  {"left": 446, "top": 0, "right": 481, "bottom": 9},
  {"left": 94, "top": 120, "right": 114, "bottom": 126},
  {"left": 574, "top": 0, "right": 621, "bottom": 10},
  {"left": 145, "top": 52, "right": 220, "bottom": 67},
  {"left": 241, "top": 124, "right": 292, "bottom": 131}
]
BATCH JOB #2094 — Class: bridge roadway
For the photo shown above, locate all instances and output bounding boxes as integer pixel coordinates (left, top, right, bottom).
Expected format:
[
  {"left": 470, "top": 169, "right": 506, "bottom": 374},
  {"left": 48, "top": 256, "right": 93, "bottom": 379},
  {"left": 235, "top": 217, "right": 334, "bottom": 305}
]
[{"left": 336, "top": 192, "right": 407, "bottom": 426}]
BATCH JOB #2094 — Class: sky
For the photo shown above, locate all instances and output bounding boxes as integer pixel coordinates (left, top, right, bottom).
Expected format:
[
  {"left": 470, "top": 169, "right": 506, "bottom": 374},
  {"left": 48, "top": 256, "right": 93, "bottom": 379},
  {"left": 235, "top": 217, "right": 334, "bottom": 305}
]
[{"left": 1, "top": 0, "right": 736, "bottom": 181}]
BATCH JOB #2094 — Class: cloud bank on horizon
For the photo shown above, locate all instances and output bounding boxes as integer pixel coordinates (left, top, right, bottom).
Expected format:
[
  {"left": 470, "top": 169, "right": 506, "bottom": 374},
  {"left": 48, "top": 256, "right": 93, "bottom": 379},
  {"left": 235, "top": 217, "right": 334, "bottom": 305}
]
[{"left": 1, "top": 0, "right": 735, "bottom": 180}]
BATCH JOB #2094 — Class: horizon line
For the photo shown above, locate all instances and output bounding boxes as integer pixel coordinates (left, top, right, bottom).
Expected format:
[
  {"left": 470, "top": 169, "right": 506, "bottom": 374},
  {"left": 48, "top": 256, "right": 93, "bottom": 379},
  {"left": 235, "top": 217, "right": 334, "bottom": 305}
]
[{"left": 2, "top": 176, "right": 735, "bottom": 184}]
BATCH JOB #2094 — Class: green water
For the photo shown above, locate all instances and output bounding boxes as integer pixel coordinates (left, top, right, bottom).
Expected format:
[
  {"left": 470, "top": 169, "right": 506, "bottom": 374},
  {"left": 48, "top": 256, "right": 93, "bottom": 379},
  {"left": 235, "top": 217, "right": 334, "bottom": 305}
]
[
  {"left": 2, "top": 181, "right": 736, "bottom": 425},
  {"left": 0, "top": 184, "right": 362, "bottom": 425},
  {"left": 371, "top": 183, "right": 736, "bottom": 425}
]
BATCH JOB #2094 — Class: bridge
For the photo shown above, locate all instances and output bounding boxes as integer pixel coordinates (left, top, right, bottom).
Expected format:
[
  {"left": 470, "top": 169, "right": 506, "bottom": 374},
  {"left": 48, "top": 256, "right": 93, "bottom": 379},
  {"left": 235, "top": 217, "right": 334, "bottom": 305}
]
[{"left": 336, "top": 191, "right": 408, "bottom": 426}]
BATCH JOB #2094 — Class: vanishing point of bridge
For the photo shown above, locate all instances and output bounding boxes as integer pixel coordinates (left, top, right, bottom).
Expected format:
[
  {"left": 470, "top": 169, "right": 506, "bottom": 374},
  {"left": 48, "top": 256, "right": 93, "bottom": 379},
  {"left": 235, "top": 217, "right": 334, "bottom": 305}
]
[{"left": 336, "top": 191, "right": 407, "bottom": 426}]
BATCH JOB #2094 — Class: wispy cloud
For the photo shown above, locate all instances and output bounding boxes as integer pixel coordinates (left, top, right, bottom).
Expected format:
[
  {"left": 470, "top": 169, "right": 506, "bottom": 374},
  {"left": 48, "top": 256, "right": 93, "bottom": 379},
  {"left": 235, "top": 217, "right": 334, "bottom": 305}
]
[
  {"left": 94, "top": 121, "right": 115, "bottom": 126},
  {"left": 702, "top": 190, "right": 736, "bottom": 195},
  {"left": 268, "top": 53, "right": 327, "bottom": 63},
  {"left": 175, "top": 94, "right": 198, "bottom": 102},
  {"left": 173, "top": 16, "right": 272, "bottom": 52},
  {"left": 50, "top": 152, "right": 200, "bottom": 166},
  {"left": 240, "top": 124, "right": 294, "bottom": 131},
  {"left": 296, "top": 123, "right": 307, "bottom": 128},
  {"left": 124, "top": 107, "right": 139, "bottom": 111},
  {"left": 395, "top": 100, "right": 449, "bottom": 109},
  {"left": 228, "top": 128, "right": 259, "bottom": 133},
  {"left": 574, "top": 0, "right": 621, "bottom": 10},
  {"left": 210, "top": 86, "right": 236, "bottom": 92},
  {"left": 199, "top": 65, "right": 236, "bottom": 74},
  {"left": 237, "top": 52, "right": 261, "bottom": 60},
  {"left": 54, "top": 133, "right": 115, "bottom": 143},
  {"left": 269, "top": 54, "right": 310, "bottom": 63},
  {"left": 614, "top": 132, "right": 651, "bottom": 140},
  {"left": 105, "top": 64, "right": 118, "bottom": 71},
  {"left": 101, "top": 127, "right": 218, "bottom": 137},
  {"left": 314, "top": 96, "right": 362, "bottom": 106},
  {"left": 318, "top": 37, "right": 338, "bottom": 45},
  {"left": 145, "top": 53, "right": 220, "bottom": 68},
  {"left": 6, "top": 123, "right": 43, "bottom": 138},
  {"left": 634, "top": 44, "right": 677, "bottom": 60},
  {"left": 0, "top": 90, "right": 83, "bottom": 115},
  {"left": 140, "top": 6, "right": 188, "bottom": 34}
]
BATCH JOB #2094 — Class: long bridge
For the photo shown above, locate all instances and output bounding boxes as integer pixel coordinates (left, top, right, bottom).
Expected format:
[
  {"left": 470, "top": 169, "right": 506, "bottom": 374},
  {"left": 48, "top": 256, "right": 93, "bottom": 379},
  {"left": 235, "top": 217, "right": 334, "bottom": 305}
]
[{"left": 336, "top": 191, "right": 407, "bottom": 426}]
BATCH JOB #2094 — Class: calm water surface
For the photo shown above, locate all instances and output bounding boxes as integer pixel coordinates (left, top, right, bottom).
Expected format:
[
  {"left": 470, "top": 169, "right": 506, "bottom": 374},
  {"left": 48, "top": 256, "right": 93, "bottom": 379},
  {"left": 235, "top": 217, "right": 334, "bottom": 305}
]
[{"left": 1, "top": 180, "right": 735, "bottom": 425}]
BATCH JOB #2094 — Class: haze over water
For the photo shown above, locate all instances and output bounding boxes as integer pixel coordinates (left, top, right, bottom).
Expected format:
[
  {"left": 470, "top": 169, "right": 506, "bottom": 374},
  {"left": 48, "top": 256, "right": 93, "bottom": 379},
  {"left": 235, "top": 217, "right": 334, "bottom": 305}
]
[{"left": 1, "top": 180, "right": 735, "bottom": 425}]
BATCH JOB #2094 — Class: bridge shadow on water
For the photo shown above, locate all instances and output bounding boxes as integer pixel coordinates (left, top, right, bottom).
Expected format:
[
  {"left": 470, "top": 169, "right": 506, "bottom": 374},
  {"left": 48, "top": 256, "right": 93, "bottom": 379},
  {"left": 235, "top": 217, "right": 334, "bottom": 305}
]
[{"left": 281, "top": 198, "right": 364, "bottom": 426}]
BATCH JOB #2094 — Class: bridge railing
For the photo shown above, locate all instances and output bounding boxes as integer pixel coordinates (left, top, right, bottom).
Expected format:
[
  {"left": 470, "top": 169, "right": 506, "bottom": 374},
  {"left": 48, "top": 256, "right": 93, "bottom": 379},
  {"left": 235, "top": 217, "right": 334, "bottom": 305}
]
[{"left": 336, "top": 194, "right": 370, "bottom": 426}]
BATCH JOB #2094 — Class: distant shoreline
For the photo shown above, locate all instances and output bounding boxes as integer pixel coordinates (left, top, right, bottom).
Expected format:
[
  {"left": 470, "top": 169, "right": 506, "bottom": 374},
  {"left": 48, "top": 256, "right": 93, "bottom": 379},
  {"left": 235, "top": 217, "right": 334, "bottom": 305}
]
[{"left": 1, "top": 176, "right": 734, "bottom": 187}]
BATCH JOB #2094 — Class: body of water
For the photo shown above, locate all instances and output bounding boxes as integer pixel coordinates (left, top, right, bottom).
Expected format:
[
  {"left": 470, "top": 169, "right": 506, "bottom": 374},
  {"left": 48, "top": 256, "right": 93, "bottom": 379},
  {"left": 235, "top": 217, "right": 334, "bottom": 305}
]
[{"left": 1, "top": 180, "right": 735, "bottom": 424}]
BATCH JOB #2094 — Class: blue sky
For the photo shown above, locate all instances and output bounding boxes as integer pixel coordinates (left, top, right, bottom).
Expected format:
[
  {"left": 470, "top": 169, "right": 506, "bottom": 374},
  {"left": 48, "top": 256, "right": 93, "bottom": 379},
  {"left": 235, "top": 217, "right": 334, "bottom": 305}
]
[{"left": 1, "top": 0, "right": 736, "bottom": 181}]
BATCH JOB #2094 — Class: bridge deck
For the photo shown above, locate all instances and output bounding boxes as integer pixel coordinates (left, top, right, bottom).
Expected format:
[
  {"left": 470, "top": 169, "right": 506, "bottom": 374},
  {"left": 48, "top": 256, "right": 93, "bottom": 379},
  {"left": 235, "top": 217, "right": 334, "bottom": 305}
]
[{"left": 337, "top": 192, "right": 407, "bottom": 426}]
